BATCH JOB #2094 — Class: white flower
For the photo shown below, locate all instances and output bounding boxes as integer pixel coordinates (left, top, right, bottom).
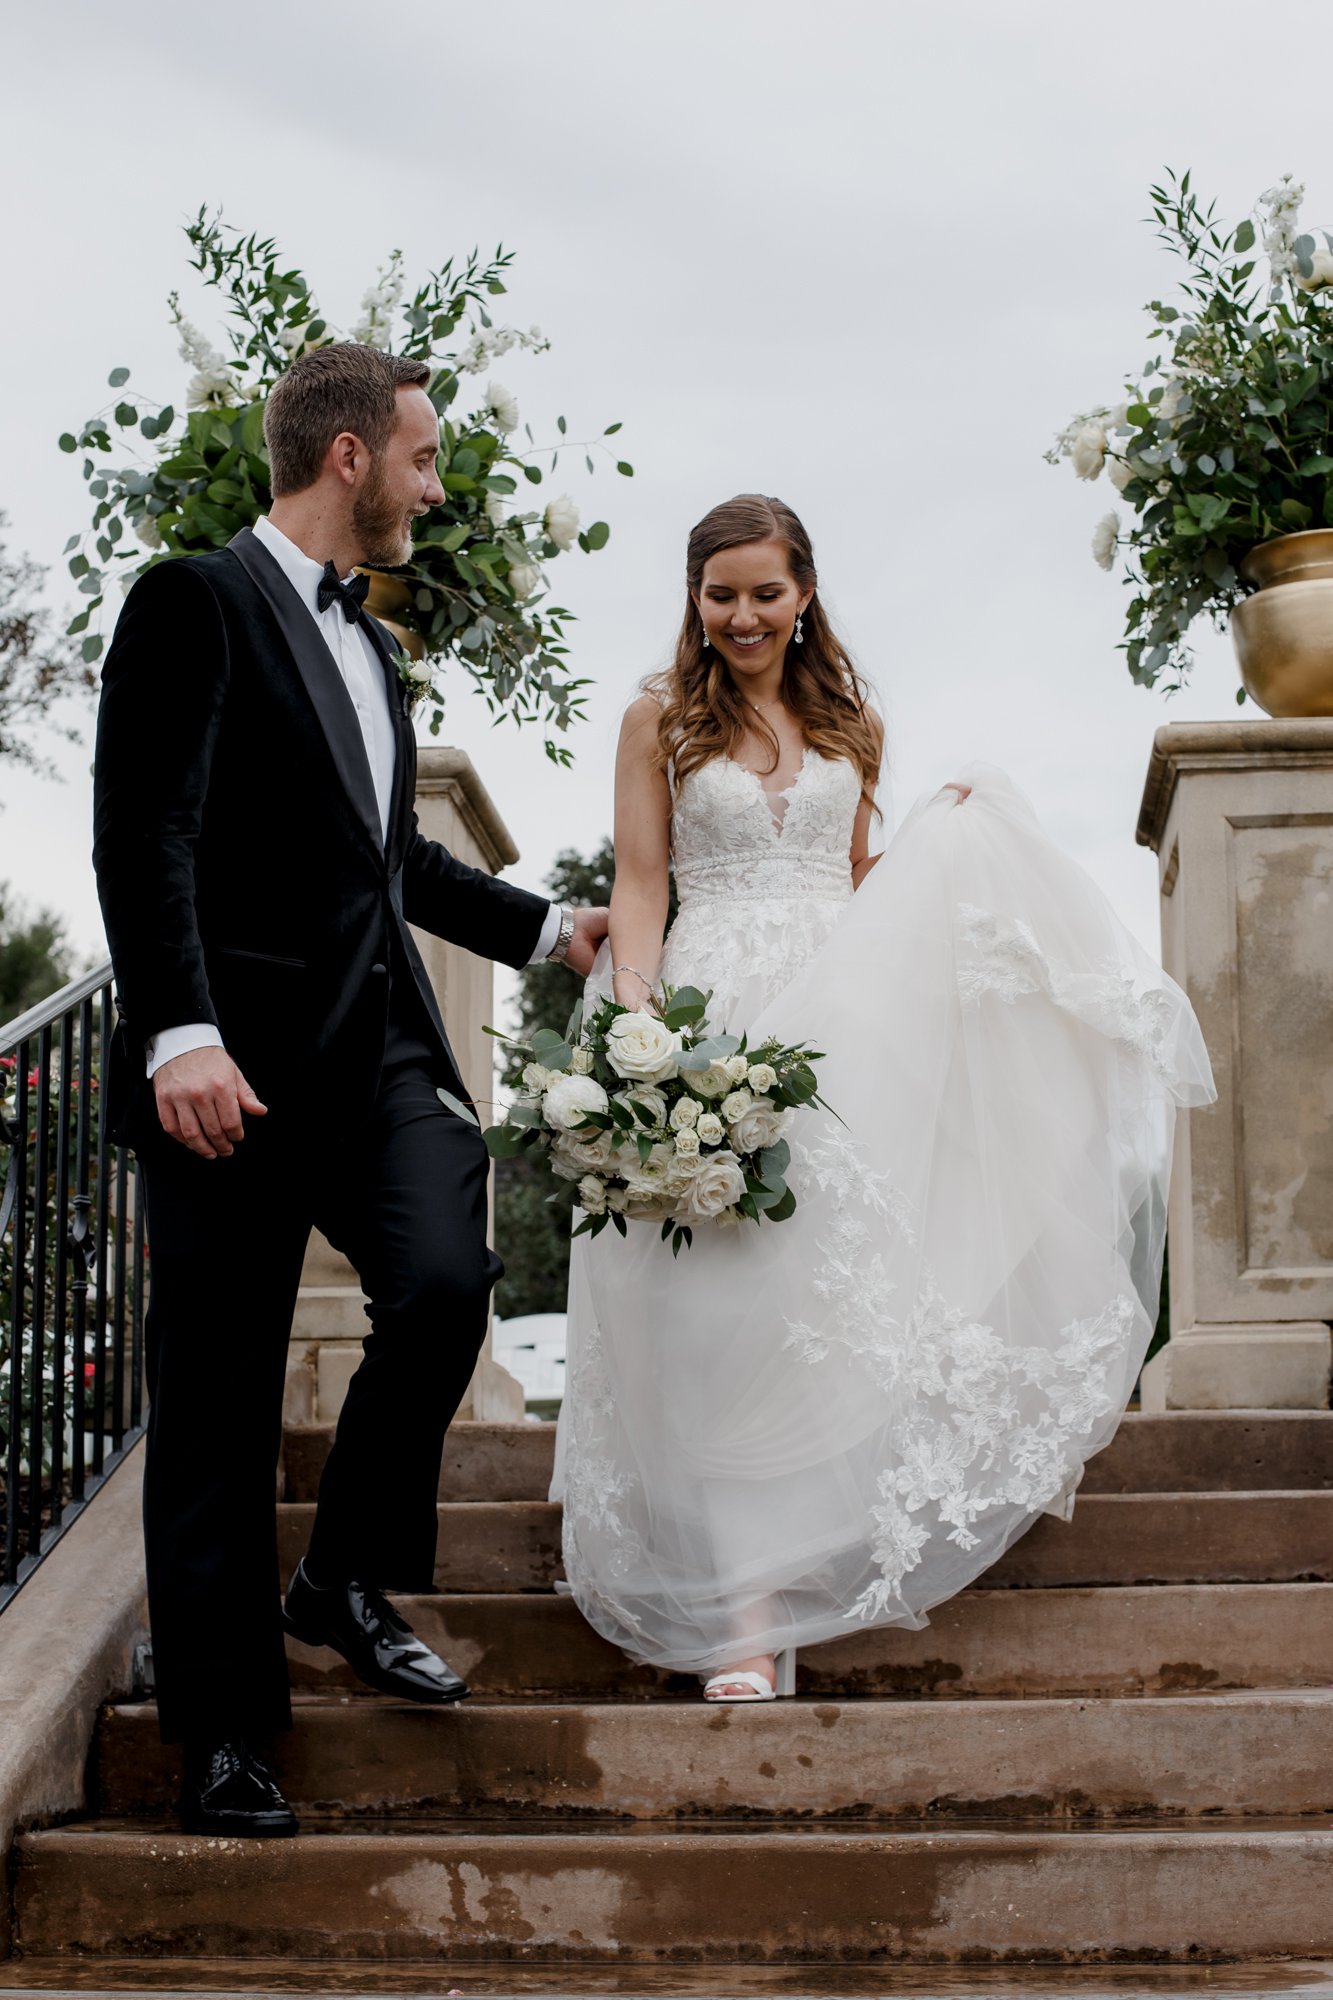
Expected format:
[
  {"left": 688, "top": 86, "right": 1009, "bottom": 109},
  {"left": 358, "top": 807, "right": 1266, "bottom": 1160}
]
[
  {"left": 1260, "top": 175, "right": 1306, "bottom": 296},
  {"left": 570, "top": 1046, "right": 595, "bottom": 1075},
  {"left": 1294, "top": 245, "right": 1333, "bottom": 294},
  {"left": 669, "top": 1095, "right": 700, "bottom": 1130},
  {"left": 173, "top": 309, "right": 228, "bottom": 375},
  {"left": 605, "top": 1012, "right": 682, "bottom": 1084},
  {"left": 728, "top": 1102, "right": 794, "bottom": 1155},
  {"left": 507, "top": 560, "right": 542, "bottom": 602},
  {"left": 544, "top": 494, "right": 580, "bottom": 551},
  {"left": 1091, "top": 511, "right": 1120, "bottom": 573},
  {"left": 485, "top": 492, "right": 509, "bottom": 528},
  {"left": 686, "top": 1059, "right": 732, "bottom": 1099},
  {"left": 408, "top": 661, "right": 433, "bottom": 687},
  {"left": 605, "top": 1185, "right": 628, "bottom": 1212},
  {"left": 553, "top": 1127, "right": 616, "bottom": 1175},
  {"left": 1107, "top": 453, "right": 1137, "bottom": 495},
  {"left": 278, "top": 319, "right": 320, "bottom": 354},
  {"left": 746, "top": 1062, "right": 777, "bottom": 1093},
  {"left": 351, "top": 250, "right": 406, "bottom": 349},
  {"left": 723, "top": 1054, "right": 750, "bottom": 1084},
  {"left": 721, "top": 1089, "right": 753, "bottom": 1124},
  {"left": 485, "top": 380, "right": 520, "bottom": 433},
  {"left": 1070, "top": 422, "right": 1108, "bottom": 481},
  {"left": 676, "top": 1149, "right": 747, "bottom": 1222},
  {"left": 542, "top": 1072, "right": 609, "bottom": 1132},
  {"left": 186, "top": 366, "right": 240, "bottom": 410},
  {"left": 673, "top": 1127, "right": 701, "bottom": 1158},
  {"left": 696, "top": 1112, "right": 725, "bottom": 1146},
  {"left": 621, "top": 1083, "right": 669, "bottom": 1130},
  {"left": 622, "top": 1140, "right": 684, "bottom": 1200},
  {"left": 522, "top": 1061, "right": 559, "bottom": 1094},
  {"left": 577, "top": 1174, "right": 606, "bottom": 1214},
  {"left": 133, "top": 514, "right": 162, "bottom": 550}
]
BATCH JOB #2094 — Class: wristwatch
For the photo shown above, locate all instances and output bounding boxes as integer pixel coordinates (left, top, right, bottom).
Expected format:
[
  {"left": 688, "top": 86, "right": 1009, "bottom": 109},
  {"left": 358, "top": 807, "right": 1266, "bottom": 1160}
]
[{"left": 546, "top": 904, "right": 576, "bottom": 964}]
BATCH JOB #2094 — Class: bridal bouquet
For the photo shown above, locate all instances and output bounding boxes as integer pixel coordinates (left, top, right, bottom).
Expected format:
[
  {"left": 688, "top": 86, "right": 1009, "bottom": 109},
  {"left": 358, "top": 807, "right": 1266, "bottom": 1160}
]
[{"left": 483, "top": 987, "right": 829, "bottom": 1255}]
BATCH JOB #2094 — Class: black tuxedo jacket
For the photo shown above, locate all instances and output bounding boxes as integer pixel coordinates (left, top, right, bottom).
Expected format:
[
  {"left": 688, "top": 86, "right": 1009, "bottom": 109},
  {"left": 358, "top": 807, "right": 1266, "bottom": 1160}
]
[{"left": 92, "top": 526, "right": 548, "bottom": 1143}]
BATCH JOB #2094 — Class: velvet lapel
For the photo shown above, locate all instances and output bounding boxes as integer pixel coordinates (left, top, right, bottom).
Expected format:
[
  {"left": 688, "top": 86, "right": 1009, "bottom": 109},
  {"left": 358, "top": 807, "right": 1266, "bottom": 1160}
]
[
  {"left": 359, "top": 610, "right": 415, "bottom": 877},
  {"left": 228, "top": 527, "right": 384, "bottom": 859}
]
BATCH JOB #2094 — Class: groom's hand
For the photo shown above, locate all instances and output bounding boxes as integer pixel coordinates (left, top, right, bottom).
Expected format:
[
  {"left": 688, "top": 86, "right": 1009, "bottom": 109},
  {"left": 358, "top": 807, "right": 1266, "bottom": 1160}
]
[
  {"left": 153, "top": 1047, "right": 268, "bottom": 1160},
  {"left": 563, "top": 906, "right": 610, "bottom": 978}
]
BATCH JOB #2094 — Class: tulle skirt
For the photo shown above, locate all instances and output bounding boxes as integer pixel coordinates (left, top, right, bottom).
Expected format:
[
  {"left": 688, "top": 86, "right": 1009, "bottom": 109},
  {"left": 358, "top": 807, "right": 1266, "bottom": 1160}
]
[{"left": 551, "top": 767, "right": 1215, "bottom": 1676}]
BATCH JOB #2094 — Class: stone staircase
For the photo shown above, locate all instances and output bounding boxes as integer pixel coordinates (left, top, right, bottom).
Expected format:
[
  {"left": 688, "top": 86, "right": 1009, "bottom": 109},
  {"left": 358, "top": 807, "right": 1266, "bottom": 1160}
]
[{"left": 8, "top": 1411, "right": 1333, "bottom": 1987}]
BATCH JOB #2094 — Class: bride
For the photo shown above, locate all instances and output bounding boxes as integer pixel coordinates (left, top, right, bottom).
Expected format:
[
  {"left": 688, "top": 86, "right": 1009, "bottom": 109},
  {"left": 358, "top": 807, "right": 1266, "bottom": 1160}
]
[{"left": 550, "top": 493, "right": 1214, "bottom": 1703}]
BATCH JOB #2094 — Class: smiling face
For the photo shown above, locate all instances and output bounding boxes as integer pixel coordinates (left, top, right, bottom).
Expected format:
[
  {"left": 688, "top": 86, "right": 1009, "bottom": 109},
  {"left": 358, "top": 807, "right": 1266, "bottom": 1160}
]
[
  {"left": 693, "top": 537, "right": 813, "bottom": 689},
  {"left": 352, "top": 385, "right": 446, "bottom": 566}
]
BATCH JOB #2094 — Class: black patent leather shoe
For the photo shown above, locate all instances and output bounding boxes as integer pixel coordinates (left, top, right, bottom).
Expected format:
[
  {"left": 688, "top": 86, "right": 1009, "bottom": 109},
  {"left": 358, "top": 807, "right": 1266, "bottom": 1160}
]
[
  {"left": 282, "top": 1559, "right": 470, "bottom": 1703},
  {"left": 180, "top": 1738, "right": 298, "bottom": 1838}
]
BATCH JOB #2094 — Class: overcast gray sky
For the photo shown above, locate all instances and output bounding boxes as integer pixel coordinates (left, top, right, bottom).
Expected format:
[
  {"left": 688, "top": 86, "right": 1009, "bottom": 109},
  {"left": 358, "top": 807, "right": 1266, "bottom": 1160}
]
[{"left": 5, "top": 0, "right": 1332, "bottom": 994}]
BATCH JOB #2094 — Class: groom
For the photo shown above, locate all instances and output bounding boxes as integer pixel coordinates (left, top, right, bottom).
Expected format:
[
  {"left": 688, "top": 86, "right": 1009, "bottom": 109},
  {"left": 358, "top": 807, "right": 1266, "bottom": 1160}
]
[{"left": 92, "top": 342, "right": 606, "bottom": 1838}]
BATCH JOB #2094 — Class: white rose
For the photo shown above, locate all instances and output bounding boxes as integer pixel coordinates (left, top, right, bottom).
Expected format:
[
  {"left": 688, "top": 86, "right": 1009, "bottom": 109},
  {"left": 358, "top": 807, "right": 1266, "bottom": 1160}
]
[
  {"left": 605, "top": 1012, "right": 682, "bottom": 1083},
  {"left": 1091, "top": 511, "right": 1120, "bottom": 573},
  {"left": 544, "top": 494, "right": 580, "bottom": 551},
  {"left": 552, "top": 1127, "right": 616, "bottom": 1176},
  {"left": 1107, "top": 454, "right": 1137, "bottom": 495},
  {"left": 1070, "top": 422, "right": 1107, "bottom": 481},
  {"left": 605, "top": 1185, "right": 628, "bottom": 1213},
  {"left": 523, "top": 1061, "right": 558, "bottom": 1094},
  {"left": 134, "top": 514, "right": 162, "bottom": 550},
  {"left": 542, "top": 1072, "right": 609, "bottom": 1132},
  {"left": 723, "top": 1054, "right": 749, "bottom": 1084},
  {"left": 570, "top": 1046, "right": 595, "bottom": 1075},
  {"left": 577, "top": 1174, "right": 606, "bottom": 1214},
  {"left": 485, "top": 380, "right": 520, "bottom": 433},
  {"left": 622, "top": 1083, "right": 669, "bottom": 1129},
  {"left": 485, "top": 492, "right": 509, "bottom": 528},
  {"left": 728, "top": 1102, "right": 794, "bottom": 1155},
  {"left": 696, "top": 1112, "right": 725, "bottom": 1146},
  {"left": 686, "top": 1058, "right": 732, "bottom": 1099},
  {"left": 676, "top": 1149, "right": 747, "bottom": 1222},
  {"left": 721, "top": 1089, "right": 753, "bottom": 1124},
  {"left": 673, "top": 1127, "right": 701, "bottom": 1158},
  {"left": 746, "top": 1062, "right": 777, "bottom": 1093},
  {"left": 1295, "top": 247, "right": 1333, "bottom": 293},
  {"left": 669, "top": 1095, "right": 700, "bottom": 1130},
  {"left": 507, "top": 560, "right": 542, "bottom": 602},
  {"left": 408, "top": 661, "right": 433, "bottom": 686}
]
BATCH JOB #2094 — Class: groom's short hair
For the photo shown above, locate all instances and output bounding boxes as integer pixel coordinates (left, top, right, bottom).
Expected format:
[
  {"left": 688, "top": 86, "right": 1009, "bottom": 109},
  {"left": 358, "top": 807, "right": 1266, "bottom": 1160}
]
[{"left": 264, "top": 343, "right": 432, "bottom": 497}]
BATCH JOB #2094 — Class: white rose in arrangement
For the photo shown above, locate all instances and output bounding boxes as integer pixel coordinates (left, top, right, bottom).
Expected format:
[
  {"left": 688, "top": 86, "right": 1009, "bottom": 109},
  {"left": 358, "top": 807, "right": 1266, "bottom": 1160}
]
[
  {"left": 544, "top": 494, "right": 580, "bottom": 551},
  {"left": 570, "top": 1046, "right": 595, "bottom": 1075},
  {"left": 522, "top": 1062, "right": 559, "bottom": 1093},
  {"left": 605, "top": 1185, "right": 629, "bottom": 1212},
  {"left": 673, "top": 1127, "right": 702, "bottom": 1158},
  {"left": 1091, "top": 512, "right": 1120, "bottom": 573},
  {"left": 1295, "top": 246, "right": 1333, "bottom": 294},
  {"left": 555, "top": 1125, "right": 616, "bottom": 1174},
  {"left": 687, "top": 1059, "right": 733, "bottom": 1099},
  {"left": 577, "top": 1175, "right": 606, "bottom": 1215},
  {"left": 669, "top": 1095, "right": 700, "bottom": 1130},
  {"left": 1070, "top": 421, "right": 1108, "bottom": 481},
  {"left": 1107, "top": 453, "right": 1137, "bottom": 495},
  {"left": 721, "top": 1089, "right": 753, "bottom": 1124},
  {"left": 724, "top": 1055, "right": 750, "bottom": 1084},
  {"left": 186, "top": 366, "right": 240, "bottom": 410},
  {"left": 507, "top": 561, "right": 542, "bottom": 602},
  {"left": 485, "top": 380, "right": 521, "bottom": 433},
  {"left": 485, "top": 492, "right": 509, "bottom": 528},
  {"left": 696, "top": 1112, "right": 725, "bottom": 1146},
  {"left": 408, "top": 661, "right": 433, "bottom": 686},
  {"left": 621, "top": 1084, "right": 669, "bottom": 1129},
  {"left": 676, "top": 1149, "right": 747, "bottom": 1222},
  {"left": 133, "top": 514, "right": 163, "bottom": 550},
  {"left": 605, "top": 1012, "right": 683, "bottom": 1084},
  {"left": 746, "top": 1062, "right": 777, "bottom": 1093},
  {"left": 542, "top": 1072, "right": 609, "bottom": 1132},
  {"left": 728, "top": 1102, "right": 794, "bottom": 1155}
]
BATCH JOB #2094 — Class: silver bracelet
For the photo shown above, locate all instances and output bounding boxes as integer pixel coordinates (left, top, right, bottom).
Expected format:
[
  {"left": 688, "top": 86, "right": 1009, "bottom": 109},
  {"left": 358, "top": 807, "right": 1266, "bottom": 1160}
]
[
  {"left": 546, "top": 904, "right": 576, "bottom": 963},
  {"left": 612, "top": 965, "right": 656, "bottom": 991}
]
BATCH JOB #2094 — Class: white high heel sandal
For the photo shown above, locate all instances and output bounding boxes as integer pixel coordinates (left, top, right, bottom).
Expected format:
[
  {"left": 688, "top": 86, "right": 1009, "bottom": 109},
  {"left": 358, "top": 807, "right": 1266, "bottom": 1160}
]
[{"left": 701, "top": 1650, "right": 797, "bottom": 1703}]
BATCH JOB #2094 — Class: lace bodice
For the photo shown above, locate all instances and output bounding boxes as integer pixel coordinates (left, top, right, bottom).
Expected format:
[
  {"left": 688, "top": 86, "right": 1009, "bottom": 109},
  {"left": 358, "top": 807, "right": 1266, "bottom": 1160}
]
[{"left": 661, "top": 750, "right": 861, "bottom": 1025}]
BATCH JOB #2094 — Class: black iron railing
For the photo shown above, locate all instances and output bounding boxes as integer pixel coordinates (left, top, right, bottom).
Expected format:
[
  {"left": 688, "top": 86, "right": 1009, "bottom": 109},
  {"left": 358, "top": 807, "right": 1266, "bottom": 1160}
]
[{"left": 0, "top": 962, "right": 145, "bottom": 1610}]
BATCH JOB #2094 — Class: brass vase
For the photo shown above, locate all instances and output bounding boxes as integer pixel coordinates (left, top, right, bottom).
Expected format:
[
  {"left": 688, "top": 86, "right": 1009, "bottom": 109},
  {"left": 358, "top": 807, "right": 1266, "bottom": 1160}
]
[
  {"left": 1230, "top": 529, "right": 1333, "bottom": 716},
  {"left": 356, "top": 570, "right": 425, "bottom": 661}
]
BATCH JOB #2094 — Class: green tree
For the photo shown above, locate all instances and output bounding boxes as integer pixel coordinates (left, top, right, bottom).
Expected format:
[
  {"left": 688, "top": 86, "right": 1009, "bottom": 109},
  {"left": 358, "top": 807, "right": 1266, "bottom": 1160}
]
[
  {"left": 492, "top": 839, "right": 677, "bottom": 1318},
  {"left": 0, "top": 885, "right": 72, "bottom": 1023},
  {"left": 0, "top": 515, "right": 96, "bottom": 779}
]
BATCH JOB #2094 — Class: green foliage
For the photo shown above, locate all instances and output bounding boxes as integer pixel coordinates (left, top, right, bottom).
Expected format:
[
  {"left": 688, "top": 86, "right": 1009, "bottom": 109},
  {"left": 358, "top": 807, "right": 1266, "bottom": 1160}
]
[
  {"left": 59, "top": 211, "right": 629, "bottom": 763},
  {"left": 0, "top": 889, "right": 72, "bottom": 1024},
  {"left": 0, "top": 517, "right": 97, "bottom": 778},
  {"left": 1049, "top": 169, "right": 1333, "bottom": 692}
]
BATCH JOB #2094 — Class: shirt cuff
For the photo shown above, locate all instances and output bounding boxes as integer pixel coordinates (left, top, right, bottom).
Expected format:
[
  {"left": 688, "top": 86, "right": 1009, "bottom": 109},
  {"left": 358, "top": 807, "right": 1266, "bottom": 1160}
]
[
  {"left": 527, "top": 903, "right": 563, "bottom": 966},
  {"left": 145, "top": 1022, "right": 224, "bottom": 1079}
]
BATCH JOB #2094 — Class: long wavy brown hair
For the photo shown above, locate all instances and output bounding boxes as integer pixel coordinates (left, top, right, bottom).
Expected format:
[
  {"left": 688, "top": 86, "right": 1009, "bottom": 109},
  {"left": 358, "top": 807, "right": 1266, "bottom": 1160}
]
[{"left": 648, "top": 494, "right": 882, "bottom": 818}]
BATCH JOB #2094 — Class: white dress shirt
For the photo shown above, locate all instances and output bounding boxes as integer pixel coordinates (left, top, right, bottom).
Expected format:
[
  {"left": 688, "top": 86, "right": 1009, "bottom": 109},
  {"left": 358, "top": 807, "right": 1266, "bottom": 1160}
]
[{"left": 145, "top": 517, "right": 560, "bottom": 1075}]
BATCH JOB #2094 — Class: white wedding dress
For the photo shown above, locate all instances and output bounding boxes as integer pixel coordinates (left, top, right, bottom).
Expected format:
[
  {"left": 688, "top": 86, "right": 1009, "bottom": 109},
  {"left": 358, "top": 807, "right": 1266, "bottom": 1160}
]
[{"left": 551, "top": 750, "right": 1215, "bottom": 1676}]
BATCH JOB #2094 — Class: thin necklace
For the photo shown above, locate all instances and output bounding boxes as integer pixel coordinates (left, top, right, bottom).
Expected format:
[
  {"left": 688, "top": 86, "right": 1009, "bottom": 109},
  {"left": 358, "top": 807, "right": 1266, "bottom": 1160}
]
[{"left": 750, "top": 695, "right": 783, "bottom": 712}]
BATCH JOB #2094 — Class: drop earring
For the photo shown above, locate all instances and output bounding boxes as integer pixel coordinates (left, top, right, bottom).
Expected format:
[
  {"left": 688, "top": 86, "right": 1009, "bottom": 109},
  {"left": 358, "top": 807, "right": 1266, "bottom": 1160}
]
[
  {"left": 794, "top": 613, "right": 805, "bottom": 646},
  {"left": 702, "top": 627, "right": 710, "bottom": 648}
]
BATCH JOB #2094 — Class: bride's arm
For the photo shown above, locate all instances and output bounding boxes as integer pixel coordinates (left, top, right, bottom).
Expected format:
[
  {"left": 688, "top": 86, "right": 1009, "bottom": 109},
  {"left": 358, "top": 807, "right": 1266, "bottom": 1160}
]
[
  {"left": 609, "top": 694, "right": 673, "bottom": 1009},
  {"left": 850, "top": 708, "right": 886, "bottom": 890}
]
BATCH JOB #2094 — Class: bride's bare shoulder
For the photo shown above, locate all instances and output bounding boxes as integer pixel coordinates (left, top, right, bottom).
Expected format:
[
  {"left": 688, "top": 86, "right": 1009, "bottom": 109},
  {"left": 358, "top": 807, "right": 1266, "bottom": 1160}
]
[{"left": 620, "top": 690, "right": 663, "bottom": 748}]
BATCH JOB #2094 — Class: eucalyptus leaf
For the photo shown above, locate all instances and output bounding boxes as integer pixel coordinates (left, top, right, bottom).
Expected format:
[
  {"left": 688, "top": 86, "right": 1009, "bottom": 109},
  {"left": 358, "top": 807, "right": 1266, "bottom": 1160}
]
[{"left": 436, "top": 1086, "right": 480, "bottom": 1126}]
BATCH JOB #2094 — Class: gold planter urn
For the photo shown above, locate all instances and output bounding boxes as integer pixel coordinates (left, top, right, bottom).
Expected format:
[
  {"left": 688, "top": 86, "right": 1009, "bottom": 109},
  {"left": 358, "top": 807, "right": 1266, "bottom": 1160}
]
[
  {"left": 356, "top": 570, "right": 426, "bottom": 662},
  {"left": 1230, "top": 529, "right": 1333, "bottom": 716}
]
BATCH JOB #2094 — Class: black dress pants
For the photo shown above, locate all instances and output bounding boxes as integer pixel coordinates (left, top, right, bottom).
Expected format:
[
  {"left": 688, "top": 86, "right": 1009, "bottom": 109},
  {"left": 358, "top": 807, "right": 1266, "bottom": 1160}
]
[{"left": 137, "top": 1010, "right": 500, "bottom": 1744}]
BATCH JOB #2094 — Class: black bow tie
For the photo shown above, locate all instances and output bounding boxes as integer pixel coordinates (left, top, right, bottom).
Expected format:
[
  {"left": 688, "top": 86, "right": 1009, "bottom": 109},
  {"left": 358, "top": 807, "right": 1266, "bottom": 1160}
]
[{"left": 316, "top": 562, "right": 370, "bottom": 622}]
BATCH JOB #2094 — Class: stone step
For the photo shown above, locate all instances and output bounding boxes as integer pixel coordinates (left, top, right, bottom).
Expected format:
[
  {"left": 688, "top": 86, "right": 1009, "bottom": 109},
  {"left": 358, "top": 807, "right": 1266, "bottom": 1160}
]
[
  {"left": 278, "top": 1582, "right": 1333, "bottom": 1702},
  {"left": 16, "top": 1825, "right": 1333, "bottom": 1962},
  {"left": 96, "top": 1688, "right": 1333, "bottom": 1821},
  {"left": 279, "top": 1411, "right": 1333, "bottom": 1504},
  {"left": 274, "top": 1492, "right": 1333, "bottom": 1595}
]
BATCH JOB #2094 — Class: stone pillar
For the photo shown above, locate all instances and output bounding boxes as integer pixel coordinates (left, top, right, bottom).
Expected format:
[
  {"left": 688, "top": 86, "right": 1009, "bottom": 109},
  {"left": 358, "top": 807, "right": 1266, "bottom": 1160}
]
[
  {"left": 1136, "top": 720, "right": 1333, "bottom": 1409},
  {"left": 284, "top": 748, "right": 527, "bottom": 1428}
]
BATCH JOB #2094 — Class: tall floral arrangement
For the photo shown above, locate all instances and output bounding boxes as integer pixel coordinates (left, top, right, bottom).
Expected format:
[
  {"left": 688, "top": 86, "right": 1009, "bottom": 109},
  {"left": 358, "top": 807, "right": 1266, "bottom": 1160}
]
[
  {"left": 1048, "top": 171, "right": 1333, "bottom": 694},
  {"left": 59, "top": 212, "right": 631, "bottom": 761}
]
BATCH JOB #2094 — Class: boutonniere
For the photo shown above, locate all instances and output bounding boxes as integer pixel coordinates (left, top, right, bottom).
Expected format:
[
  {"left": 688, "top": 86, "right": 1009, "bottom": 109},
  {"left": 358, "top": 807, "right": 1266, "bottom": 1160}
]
[{"left": 390, "top": 649, "right": 446, "bottom": 736}]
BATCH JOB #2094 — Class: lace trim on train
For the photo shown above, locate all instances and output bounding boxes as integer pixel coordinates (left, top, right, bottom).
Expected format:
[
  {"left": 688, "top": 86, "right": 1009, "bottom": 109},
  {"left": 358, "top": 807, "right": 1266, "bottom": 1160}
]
[{"left": 783, "top": 1126, "right": 1132, "bottom": 1625}]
